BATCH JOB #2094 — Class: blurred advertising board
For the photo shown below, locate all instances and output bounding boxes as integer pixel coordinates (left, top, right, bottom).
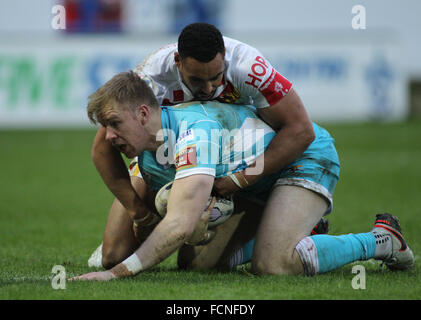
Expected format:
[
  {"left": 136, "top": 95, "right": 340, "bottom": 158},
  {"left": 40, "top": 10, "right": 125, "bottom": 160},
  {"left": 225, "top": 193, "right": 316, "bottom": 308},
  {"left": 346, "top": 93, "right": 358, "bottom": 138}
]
[{"left": 0, "top": 35, "right": 407, "bottom": 128}]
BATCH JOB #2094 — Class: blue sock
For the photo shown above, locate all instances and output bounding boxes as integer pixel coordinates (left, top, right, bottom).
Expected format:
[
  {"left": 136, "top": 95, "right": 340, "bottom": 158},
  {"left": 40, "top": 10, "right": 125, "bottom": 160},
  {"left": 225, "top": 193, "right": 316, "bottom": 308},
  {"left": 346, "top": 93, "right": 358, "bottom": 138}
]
[
  {"left": 296, "top": 233, "right": 376, "bottom": 275},
  {"left": 229, "top": 239, "right": 255, "bottom": 268},
  {"left": 241, "top": 239, "right": 254, "bottom": 263}
]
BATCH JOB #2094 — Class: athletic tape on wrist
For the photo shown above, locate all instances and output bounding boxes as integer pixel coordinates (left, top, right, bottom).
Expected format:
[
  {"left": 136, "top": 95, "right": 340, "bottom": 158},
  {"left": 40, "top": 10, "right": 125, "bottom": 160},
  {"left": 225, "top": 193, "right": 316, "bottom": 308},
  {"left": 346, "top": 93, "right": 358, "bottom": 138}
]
[
  {"left": 228, "top": 171, "right": 249, "bottom": 189},
  {"left": 228, "top": 173, "right": 243, "bottom": 189},
  {"left": 236, "top": 171, "right": 249, "bottom": 187},
  {"left": 133, "top": 211, "right": 153, "bottom": 226},
  {"left": 134, "top": 211, "right": 161, "bottom": 227},
  {"left": 122, "top": 253, "right": 143, "bottom": 275}
]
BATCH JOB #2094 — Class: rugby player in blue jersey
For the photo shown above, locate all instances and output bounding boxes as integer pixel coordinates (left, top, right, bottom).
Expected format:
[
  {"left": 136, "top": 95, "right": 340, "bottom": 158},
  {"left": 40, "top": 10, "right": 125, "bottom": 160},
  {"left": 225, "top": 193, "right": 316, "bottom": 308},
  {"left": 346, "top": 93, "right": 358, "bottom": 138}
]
[
  {"left": 70, "top": 72, "right": 413, "bottom": 281},
  {"left": 87, "top": 22, "right": 330, "bottom": 270}
]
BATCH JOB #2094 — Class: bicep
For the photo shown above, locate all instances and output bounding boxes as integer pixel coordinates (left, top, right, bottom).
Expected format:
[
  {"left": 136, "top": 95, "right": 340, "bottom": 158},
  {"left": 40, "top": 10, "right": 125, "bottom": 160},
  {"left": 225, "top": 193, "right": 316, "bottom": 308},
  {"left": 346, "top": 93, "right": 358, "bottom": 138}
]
[
  {"left": 232, "top": 52, "right": 307, "bottom": 129},
  {"left": 257, "top": 88, "right": 312, "bottom": 130}
]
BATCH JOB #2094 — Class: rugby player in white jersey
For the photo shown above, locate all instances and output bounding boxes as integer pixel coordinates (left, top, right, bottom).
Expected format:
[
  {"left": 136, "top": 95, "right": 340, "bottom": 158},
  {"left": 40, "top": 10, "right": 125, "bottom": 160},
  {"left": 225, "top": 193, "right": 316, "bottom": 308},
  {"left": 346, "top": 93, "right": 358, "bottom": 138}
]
[
  {"left": 70, "top": 72, "right": 413, "bottom": 281},
  {"left": 87, "top": 23, "right": 330, "bottom": 269}
]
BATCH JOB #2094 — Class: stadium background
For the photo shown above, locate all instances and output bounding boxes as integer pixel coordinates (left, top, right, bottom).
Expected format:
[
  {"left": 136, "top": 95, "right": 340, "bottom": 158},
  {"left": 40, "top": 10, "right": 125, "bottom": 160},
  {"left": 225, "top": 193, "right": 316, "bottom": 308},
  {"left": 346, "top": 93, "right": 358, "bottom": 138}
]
[
  {"left": 1, "top": 0, "right": 420, "bottom": 301},
  {"left": 1, "top": 0, "right": 421, "bottom": 126}
]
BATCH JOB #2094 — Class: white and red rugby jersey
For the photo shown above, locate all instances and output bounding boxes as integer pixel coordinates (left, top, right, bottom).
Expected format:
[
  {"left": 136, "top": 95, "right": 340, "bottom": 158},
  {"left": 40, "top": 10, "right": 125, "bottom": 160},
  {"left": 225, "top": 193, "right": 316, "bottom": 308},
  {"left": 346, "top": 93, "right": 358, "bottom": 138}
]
[{"left": 133, "top": 37, "right": 292, "bottom": 108}]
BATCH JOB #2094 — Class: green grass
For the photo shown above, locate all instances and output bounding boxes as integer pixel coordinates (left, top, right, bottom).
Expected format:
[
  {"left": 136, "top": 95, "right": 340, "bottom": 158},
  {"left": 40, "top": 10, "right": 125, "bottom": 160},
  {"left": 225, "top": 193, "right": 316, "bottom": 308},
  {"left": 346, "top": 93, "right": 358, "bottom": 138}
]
[{"left": 1, "top": 121, "right": 420, "bottom": 300}]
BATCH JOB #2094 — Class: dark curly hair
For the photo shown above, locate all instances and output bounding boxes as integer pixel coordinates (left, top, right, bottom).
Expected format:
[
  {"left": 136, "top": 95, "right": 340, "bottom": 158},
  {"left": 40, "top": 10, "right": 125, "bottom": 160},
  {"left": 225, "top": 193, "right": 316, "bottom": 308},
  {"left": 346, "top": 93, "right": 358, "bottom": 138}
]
[{"left": 178, "top": 23, "right": 225, "bottom": 63}]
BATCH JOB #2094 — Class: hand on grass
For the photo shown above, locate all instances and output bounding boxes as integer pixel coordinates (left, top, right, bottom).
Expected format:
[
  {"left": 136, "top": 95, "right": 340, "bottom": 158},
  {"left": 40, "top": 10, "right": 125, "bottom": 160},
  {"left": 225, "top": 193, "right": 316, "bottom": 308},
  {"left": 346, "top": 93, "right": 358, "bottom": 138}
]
[{"left": 69, "top": 270, "right": 116, "bottom": 282}]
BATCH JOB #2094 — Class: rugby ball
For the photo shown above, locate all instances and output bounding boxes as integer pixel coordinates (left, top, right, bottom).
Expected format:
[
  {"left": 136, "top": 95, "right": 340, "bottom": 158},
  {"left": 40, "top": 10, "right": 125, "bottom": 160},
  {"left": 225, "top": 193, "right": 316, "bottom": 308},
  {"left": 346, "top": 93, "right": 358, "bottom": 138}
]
[{"left": 155, "top": 181, "right": 234, "bottom": 228}]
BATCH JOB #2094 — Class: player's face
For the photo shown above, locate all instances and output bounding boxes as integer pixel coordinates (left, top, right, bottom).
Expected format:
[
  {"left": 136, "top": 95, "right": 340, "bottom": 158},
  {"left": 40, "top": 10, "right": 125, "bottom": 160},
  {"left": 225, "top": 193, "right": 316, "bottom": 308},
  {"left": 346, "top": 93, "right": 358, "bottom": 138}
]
[
  {"left": 102, "top": 106, "right": 150, "bottom": 158},
  {"left": 176, "top": 52, "right": 225, "bottom": 100}
]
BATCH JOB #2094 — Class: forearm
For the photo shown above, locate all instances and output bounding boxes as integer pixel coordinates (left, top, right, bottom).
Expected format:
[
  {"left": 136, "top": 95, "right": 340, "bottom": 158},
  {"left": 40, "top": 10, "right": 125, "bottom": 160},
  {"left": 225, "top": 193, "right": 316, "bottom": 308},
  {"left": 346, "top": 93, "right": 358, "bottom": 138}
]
[
  {"left": 110, "top": 175, "right": 214, "bottom": 278},
  {"left": 245, "top": 122, "right": 315, "bottom": 179},
  {"left": 244, "top": 89, "right": 315, "bottom": 182},
  {"left": 112, "top": 216, "right": 189, "bottom": 278}
]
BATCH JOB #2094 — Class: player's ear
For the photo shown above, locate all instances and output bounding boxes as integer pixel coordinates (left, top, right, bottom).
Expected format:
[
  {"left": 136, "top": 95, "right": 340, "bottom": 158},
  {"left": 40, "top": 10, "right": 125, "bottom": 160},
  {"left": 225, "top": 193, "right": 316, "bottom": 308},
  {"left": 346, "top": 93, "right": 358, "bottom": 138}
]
[
  {"left": 174, "top": 52, "right": 181, "bottom": 68},
  {"left": 136, "top": 104, "right": 150, "bottom": 125}
]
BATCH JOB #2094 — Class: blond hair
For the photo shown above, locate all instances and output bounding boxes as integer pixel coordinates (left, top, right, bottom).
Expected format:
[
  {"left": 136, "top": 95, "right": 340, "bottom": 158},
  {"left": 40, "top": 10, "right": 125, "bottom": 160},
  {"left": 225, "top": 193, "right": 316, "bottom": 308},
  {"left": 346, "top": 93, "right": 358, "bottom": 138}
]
[{"left": 87, "top": 71, "right": 159, "bottom": 125}]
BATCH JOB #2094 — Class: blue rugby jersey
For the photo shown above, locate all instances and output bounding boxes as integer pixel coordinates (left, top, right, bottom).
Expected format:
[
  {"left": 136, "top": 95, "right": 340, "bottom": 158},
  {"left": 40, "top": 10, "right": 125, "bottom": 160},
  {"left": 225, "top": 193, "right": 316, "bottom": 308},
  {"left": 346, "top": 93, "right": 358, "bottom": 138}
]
[
  {"left": 137, "top": 101, "right": 275, "bottom": 191},
  {"left": 136, "top": 101, "right": 339, "bottom": 207}
]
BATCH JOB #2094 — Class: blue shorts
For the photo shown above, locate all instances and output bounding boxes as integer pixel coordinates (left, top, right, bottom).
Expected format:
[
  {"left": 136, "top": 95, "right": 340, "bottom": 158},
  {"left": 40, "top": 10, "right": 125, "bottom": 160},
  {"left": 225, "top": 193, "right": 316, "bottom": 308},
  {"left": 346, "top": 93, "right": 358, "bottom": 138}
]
[{"left": 238, "top": 123, "right": 340, "bottom": 214}]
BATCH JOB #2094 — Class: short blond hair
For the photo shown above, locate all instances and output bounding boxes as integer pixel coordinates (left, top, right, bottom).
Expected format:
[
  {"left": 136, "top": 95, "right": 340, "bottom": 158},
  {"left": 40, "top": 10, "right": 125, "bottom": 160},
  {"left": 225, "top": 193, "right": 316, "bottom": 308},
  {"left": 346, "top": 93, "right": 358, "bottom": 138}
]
[{"left": 87, "top": 71, "right": 159, "bottom": 125}]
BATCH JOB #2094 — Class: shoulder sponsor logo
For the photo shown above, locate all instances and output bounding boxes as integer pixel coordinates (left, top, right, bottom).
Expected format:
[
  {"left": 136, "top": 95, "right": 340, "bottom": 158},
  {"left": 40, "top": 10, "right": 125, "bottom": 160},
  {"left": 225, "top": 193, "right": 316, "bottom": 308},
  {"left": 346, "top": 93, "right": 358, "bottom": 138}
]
[
  {"left": 177, "top": 129, "right": 194, "bottom": 144},
  {"left": 274, "top": 82, "right": 284, "bottom": 93},
  {"left": 259, "top": 71, "right": 292, "bottom": 104},
  {"left": 175, "top": 145, "right": 197, "bottom": 170}
]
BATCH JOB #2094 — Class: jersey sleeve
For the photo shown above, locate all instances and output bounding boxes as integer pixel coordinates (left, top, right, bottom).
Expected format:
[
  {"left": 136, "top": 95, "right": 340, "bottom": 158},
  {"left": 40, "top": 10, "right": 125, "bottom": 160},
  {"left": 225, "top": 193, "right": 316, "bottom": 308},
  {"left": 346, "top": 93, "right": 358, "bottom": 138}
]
[
  {"left": 173, "top": 120, "right": 222, "bottom": 180},
  {"left": 229, "top": 43, "right": 292, "bottom": 108},
  {"left": 133, "top": 43, "right": 178, "bottom": 104}
]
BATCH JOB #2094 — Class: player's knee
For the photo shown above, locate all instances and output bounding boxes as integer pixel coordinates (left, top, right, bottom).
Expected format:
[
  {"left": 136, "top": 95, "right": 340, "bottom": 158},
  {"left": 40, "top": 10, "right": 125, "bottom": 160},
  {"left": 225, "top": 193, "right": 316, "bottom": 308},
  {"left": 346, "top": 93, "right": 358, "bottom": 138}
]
[
  {"left": 252, "top": 260, "right": 294, "bottom": 275},
  {"left": 251, "top": 259, "right": 279, "bottom": 275},
  {"left": 252, "top": 251, "right": 300, "bottom": 275}
]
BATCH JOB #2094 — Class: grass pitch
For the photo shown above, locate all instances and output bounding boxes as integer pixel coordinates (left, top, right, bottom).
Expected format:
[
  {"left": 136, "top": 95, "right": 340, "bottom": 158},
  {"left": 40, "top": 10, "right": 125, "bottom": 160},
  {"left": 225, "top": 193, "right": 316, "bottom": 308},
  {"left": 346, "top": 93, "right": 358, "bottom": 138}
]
[{"left": 0, "top": 120, "right": 420, "bottom": 300}]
